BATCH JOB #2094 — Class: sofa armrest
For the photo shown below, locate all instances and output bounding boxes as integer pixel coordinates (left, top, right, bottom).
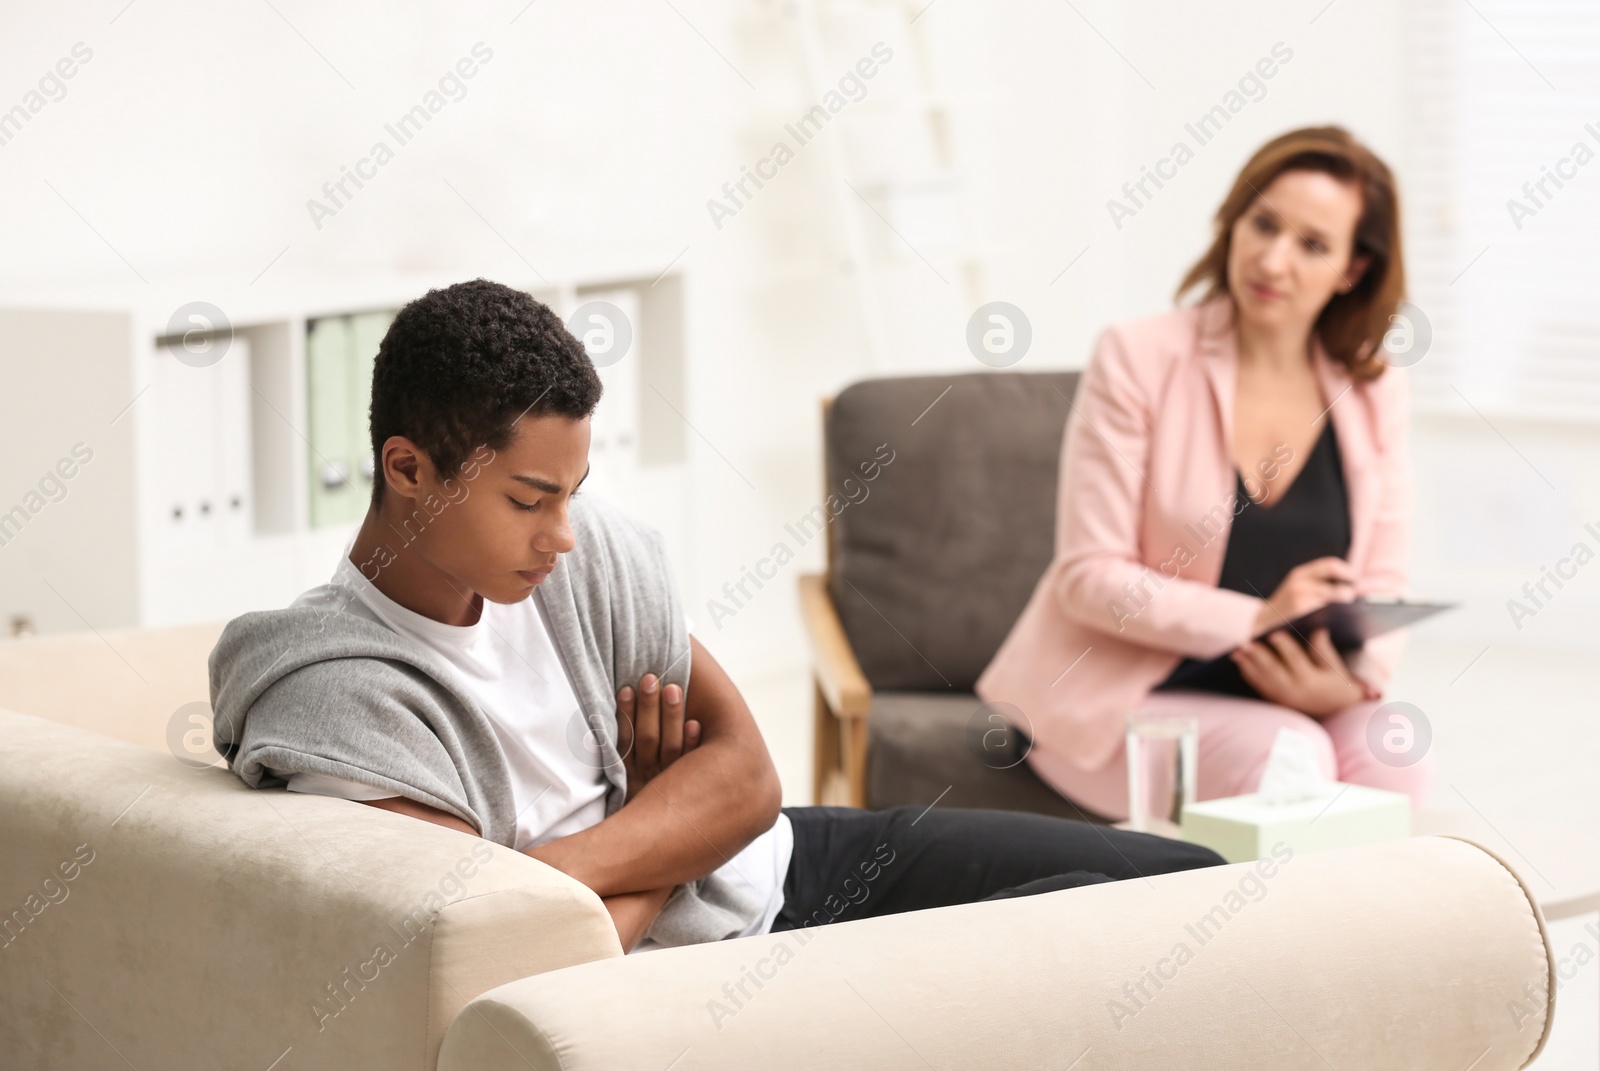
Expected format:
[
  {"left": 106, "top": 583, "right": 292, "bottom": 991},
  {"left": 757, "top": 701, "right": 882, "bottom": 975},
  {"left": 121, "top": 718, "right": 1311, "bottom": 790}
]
[
  {"left": 0, "top": 709, "right": 621, "bottom": 1071},
  {"left": 439, "top": 835, "right": 1553, "bottom": 1071}
]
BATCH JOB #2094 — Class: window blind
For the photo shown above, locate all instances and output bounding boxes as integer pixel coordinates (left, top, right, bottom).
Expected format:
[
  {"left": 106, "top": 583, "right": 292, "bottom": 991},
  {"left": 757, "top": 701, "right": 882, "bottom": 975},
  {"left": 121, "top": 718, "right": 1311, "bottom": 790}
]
[{"left": 1402, "top": 0, "right": 1600, "bottom": 418}]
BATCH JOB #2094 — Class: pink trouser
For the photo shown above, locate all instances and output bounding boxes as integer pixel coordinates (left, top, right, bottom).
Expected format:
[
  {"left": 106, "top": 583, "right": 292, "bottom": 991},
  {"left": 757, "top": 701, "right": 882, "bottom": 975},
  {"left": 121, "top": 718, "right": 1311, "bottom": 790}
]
[{"left": 1026, "top": 690, "right": 1435, "bottom": 823}]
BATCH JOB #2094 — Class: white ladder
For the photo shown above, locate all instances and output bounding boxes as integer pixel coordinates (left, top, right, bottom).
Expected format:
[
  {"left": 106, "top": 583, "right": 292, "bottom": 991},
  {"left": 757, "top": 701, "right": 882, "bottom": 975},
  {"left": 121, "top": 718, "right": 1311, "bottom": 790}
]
[{"left": 789, "top": 0, "right": 987, "bottom": 372}]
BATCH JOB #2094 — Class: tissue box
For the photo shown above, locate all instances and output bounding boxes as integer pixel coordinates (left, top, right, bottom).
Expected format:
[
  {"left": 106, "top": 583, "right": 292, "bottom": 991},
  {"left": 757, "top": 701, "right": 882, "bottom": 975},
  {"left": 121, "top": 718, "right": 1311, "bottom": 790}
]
[{"left": 1179, "top": 783, "right": 1411, "bottom": 864}]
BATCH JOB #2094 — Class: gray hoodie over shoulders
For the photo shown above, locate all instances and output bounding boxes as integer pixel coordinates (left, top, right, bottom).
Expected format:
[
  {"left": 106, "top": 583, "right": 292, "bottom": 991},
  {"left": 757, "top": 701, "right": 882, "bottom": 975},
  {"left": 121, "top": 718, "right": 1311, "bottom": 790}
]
[{"left": 208, "top": 494, "right": 766, "bottom": 948}]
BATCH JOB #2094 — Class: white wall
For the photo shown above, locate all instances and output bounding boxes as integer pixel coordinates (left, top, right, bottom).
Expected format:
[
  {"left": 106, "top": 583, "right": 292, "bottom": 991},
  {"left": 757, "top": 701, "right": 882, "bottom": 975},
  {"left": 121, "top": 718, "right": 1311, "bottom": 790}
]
[{"left": 0, "top": 0, "right": 1579, "bottom": 681}]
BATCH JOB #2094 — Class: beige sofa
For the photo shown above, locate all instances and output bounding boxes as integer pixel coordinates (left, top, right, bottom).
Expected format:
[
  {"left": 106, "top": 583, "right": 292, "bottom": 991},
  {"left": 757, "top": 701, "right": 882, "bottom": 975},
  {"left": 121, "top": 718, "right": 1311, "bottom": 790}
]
[{"left": 0, "top": 625, "right": 1558, "bottom": 1070}]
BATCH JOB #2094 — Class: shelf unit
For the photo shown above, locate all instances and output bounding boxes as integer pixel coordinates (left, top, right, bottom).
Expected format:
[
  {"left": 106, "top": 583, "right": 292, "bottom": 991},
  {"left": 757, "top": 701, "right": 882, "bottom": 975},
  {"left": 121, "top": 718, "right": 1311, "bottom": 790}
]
[{"left": 0, "top": 270, "right": 688, "bottom": 637}]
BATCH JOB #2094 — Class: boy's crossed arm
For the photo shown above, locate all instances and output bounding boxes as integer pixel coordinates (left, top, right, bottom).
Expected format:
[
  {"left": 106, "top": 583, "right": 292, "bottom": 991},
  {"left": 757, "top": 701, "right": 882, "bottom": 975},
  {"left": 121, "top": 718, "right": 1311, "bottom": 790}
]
[
  {"left": 525, "top": 635, "right": 783, "bottom": 897},
  {"left": 361, "top": 635, "right": 783, "bottom": 948}
]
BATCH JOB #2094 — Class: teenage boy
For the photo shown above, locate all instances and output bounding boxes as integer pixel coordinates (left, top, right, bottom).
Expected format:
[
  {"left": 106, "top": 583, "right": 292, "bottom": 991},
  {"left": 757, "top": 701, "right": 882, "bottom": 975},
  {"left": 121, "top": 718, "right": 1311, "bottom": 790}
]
[{"left": 210, "top": 280, "right": 1222, "bottom": 952}]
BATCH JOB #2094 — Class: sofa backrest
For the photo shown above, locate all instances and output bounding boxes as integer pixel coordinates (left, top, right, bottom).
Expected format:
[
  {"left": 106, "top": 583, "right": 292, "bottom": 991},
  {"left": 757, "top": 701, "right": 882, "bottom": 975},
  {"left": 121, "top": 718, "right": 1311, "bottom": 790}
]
[
  {"left": 0, "top": 709, "right": 621, "bottom": 1071},
  {"left": 0, "top": 620, "right": 224, "bottom": 751},
  {"left": 824, "top": 371, "right": 1080, "bottom": 692}
]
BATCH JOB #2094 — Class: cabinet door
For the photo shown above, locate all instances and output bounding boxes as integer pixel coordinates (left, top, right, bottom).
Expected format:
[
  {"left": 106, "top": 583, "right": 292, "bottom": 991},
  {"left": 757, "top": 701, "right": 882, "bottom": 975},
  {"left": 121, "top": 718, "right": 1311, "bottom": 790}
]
[
  {"left": 213, "top": 336, "right": 253, "bottom": 543},
  {"left": 572, "top": 288, "right": 641, "bottom": 497},
  {"left": 145, "top": 335, "right": 251, "bottom": 550},
  {"left": 146, "top": 340, "right": 210, "bottom": 550}
]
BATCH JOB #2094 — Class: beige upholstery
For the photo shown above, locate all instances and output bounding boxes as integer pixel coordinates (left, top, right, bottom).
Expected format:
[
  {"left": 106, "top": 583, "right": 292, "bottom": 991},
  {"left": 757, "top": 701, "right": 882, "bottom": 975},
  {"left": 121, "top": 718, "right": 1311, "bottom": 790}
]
[
  {"left": 0, "top": 624, "right": 1560, "bottom": 1069},
  {"left": 440, "top": 835, "right": 1555, "bottom": 1071},
  {"left": 0, "top": 621, "right": 225, "bottom": 750},
  {"left": 0, "top": 709, "right": 622, "bottom": 1071}
]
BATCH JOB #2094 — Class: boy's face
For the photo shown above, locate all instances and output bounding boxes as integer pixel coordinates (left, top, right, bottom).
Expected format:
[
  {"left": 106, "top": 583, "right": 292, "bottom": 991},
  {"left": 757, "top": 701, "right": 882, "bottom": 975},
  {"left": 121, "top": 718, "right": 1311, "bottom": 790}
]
[{"left": 402, "top": 413, "right": 592, "bottom": 605}]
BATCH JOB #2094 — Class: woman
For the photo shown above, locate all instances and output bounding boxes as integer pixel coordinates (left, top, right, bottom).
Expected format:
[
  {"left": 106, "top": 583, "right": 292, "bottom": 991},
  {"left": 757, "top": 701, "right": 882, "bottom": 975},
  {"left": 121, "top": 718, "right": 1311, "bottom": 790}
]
[{"left": 976, "top": 126, "right": 1431, "bottom": 819}]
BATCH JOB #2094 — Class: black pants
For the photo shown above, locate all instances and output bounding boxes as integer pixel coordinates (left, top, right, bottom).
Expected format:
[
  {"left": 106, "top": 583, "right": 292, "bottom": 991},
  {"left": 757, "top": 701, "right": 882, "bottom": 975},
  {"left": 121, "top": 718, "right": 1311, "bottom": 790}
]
[{"left": 770, "top": 805, "right": 1224, "bottom": 932}]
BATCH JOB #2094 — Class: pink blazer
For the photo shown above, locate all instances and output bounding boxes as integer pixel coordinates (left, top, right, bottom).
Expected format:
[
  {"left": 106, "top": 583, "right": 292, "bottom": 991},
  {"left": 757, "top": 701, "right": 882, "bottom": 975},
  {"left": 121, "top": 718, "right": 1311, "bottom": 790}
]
[{"left": 975, "top": 294, "right": 1412, "bottom": 773}]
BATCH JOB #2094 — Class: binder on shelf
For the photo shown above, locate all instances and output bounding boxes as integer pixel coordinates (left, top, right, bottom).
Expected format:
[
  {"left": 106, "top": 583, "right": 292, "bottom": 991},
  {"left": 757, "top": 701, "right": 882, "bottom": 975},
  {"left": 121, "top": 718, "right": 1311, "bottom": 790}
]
[
  {"left": 348, "top": 311, "right": 392, "bottom": 497},
  {"left": 306, "top": 311, "right": 393, "bottom": 529},
  {"left": 306, "top": 316, "right": 355, "bottom": 529}
]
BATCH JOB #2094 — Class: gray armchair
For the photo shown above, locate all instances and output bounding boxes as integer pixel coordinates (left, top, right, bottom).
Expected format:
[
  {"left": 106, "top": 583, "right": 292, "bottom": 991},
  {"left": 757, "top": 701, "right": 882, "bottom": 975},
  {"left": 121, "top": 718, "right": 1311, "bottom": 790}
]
[{"left": 800, "top": 370, "right": 1110, "bottom": 820}]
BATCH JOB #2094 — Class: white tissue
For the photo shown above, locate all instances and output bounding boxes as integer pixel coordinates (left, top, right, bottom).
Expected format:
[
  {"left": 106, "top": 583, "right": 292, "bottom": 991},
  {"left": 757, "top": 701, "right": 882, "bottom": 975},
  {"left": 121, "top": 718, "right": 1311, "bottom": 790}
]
[{"left": 1256, "top": 727, "right": 1338, "bottom": 805}]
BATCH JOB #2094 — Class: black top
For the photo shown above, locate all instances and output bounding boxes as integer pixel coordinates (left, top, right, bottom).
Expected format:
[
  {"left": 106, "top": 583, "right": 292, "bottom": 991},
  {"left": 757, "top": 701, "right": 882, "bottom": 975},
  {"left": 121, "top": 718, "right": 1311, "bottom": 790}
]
[{"left": 1152, "top": 419, "right": 1352, "bottom": 698}]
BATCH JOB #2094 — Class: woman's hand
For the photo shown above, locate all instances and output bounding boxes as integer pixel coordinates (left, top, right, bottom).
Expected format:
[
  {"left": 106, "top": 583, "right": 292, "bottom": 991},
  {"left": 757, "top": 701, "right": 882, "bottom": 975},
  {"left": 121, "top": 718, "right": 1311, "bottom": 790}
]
[
  {"left": 1253, "top": 556, "right": 1356, "bottom": 634},
  {"left": 616, "top": 673, "right": 701, "bottom": 801},
  {"left": 1230, "top": 627, "right": 1379, "bottom": 717}
]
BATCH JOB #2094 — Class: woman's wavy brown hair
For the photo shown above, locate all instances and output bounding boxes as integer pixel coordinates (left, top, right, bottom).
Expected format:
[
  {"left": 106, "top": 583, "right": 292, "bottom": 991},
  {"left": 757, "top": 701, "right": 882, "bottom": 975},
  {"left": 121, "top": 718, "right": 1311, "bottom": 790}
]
[{"left": 1176, "top": 125, "right": 1405, "bottom": 381}]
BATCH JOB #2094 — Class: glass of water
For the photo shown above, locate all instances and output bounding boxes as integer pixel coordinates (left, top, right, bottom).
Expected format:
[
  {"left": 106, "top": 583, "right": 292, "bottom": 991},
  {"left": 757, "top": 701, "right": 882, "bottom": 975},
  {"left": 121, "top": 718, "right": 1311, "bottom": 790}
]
[{"left": 1125, "top": 710, "right": 1198, "bottom": 836}]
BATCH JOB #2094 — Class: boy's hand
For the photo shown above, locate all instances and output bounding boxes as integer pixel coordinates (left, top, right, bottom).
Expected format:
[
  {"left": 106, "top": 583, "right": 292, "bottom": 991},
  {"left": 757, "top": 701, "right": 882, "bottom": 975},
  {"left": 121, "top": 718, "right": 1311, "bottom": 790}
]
[
  {"left": 616, "top": 673, "right": 701, "bottom": 799},
  {"left": 526, "top": 636, "right": 782, "bottom": 899}
]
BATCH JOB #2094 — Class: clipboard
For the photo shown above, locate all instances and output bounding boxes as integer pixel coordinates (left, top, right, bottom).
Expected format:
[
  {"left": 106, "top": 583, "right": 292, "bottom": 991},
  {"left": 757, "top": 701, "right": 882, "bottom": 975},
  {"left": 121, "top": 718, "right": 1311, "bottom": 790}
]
[
  {"left": 1260, "top": 596, "right": 1456, "bottom": 652},
  {"left": 1158, "top": 597, "right": 1455, "bottom": 694}
]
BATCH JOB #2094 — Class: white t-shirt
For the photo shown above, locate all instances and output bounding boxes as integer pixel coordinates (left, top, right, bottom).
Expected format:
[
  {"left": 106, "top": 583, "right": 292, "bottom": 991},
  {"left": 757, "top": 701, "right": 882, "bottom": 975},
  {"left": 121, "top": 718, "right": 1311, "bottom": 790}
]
[{"left": 273, "top": 537, "right": 792, "bottom": 948}]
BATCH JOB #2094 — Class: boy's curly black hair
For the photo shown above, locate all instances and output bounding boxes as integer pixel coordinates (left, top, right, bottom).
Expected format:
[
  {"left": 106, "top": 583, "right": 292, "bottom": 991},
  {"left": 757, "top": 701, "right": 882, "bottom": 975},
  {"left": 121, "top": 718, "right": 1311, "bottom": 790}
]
[{"left": 368, "top": 279, "right": 603, "bottom": 508}]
